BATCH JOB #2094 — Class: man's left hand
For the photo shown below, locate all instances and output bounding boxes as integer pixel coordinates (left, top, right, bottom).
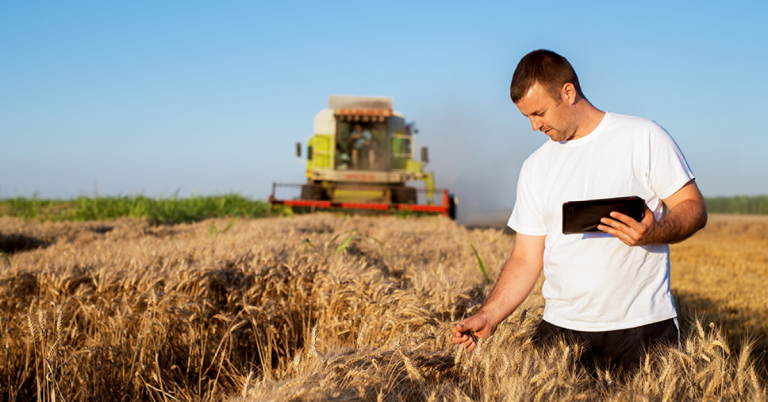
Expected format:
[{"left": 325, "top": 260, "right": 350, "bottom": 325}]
[{"left": 598, "top": 204, "right": 658, "bottom": 246}]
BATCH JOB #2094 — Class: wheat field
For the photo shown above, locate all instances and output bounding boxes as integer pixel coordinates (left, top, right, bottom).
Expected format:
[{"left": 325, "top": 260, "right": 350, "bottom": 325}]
[{"left": 0, "top": 213, "right": 765, "bottom": 401}]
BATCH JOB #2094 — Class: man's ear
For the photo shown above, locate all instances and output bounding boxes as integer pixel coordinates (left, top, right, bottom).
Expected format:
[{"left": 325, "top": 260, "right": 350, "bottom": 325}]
[{"left": 562, "top": 83, "right": 577, "bottom": 105}]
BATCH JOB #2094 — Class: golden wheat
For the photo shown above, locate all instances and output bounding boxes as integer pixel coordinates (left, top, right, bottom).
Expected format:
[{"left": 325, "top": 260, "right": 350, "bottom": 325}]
[{"left": 0, "top": 213, "right": 765, "bottom": 401}]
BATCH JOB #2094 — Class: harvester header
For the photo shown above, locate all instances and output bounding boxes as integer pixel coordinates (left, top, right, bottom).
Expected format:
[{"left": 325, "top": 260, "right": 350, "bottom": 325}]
[{"left": 269, "top": 95, "right": 456, "bottom": 218}]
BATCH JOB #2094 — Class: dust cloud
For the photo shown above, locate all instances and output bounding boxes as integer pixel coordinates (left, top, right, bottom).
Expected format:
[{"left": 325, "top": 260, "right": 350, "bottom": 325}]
[{"left": 411, "top": 100, "right": 544, "bottom": 227}]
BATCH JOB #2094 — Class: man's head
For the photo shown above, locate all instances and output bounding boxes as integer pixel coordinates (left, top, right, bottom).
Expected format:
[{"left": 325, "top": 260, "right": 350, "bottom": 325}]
[
  {"left": 510, "top": 49, "right": 585, "bottom": 104},
  {"left": 511, "top": 50, "right": 597, "bottom": 142}
]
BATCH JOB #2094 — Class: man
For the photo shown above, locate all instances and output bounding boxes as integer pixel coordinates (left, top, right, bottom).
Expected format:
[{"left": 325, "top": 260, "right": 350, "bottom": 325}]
[
  {"left": 450, "top": 49, "right": 707, "bottom": 374},
  {"left": 349, "top": 124, "right": 376, "bottom": 170}
]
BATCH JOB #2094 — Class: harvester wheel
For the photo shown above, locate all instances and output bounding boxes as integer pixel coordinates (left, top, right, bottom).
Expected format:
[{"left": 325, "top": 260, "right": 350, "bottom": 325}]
[
  {"left": 300, "top": 184, "right": 326, "bottom": 200},
  {"left": 391, "top": 187, "right": 417, "bottom": 204}
]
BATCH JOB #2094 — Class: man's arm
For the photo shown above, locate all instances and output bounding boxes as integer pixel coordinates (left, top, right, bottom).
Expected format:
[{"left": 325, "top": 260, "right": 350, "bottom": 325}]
[
  {"left": 450, "top": 233, "right": 545, "bottom": 351},
  {"left": 598, "top": 179, "right": 707, "bottom": 246}
]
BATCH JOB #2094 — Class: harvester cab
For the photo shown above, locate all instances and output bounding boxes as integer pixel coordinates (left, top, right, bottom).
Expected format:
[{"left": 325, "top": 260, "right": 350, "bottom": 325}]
[{"left": 270, "top": 95, "right": 456, "bottom": 219}]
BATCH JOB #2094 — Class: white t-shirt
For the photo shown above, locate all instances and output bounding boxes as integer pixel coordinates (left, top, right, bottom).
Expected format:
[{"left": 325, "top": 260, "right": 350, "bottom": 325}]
[{"left": 508, "top": 112, "right": 694, "bottom": 332}]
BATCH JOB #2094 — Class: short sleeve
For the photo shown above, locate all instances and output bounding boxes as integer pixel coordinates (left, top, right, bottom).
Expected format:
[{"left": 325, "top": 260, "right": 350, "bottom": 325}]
[
  {"left": 646, "top": 121, "right": 695, "bottom": 200},
  {"left": 508, "top": 159, "right": 548, "bottom": 235}
]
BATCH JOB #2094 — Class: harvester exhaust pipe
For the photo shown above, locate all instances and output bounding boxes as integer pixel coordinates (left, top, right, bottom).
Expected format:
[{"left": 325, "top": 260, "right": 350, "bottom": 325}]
[
  {"left": 421, "top": 146, "right": 429, "bottom": 164},
  {"left": 296, "top": 142, "right": 301, "bottom": 158}
]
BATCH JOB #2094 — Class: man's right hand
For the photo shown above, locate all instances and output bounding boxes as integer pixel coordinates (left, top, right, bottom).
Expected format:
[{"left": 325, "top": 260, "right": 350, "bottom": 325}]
[
  {"left": 450, "top": 312, "right": 493, "bottom": 352},
  {"left": 450, "top": 233, "right": 546, "bottom": 353}
]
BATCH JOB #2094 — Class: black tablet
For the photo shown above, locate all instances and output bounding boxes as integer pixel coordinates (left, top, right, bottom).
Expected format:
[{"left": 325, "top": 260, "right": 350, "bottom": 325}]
[{"left": 562, "top": 196, "right": 645, "bottom": 234}]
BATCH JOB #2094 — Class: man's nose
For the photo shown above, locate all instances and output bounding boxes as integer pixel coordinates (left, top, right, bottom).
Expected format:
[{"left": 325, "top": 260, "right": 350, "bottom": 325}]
[{"left": 530, "top": 117, "right": 543, "bottom": 132}]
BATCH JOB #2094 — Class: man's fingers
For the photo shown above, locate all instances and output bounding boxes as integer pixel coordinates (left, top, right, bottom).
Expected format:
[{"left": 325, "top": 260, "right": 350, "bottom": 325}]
[
  {"left": 451, "top": 330, "right": 468, "bottom": 343},
  {"left": 607, "top": 211, "right": 637, "bottom": 228},
  {"left": 451, "top": 314, "right": 490, "bottom": 351},
  {"left": 598, "top": 222, "right": 636, "bottom": 245},
  {"left": 601, "top": 214, "right": 644, "bottom": 236},
  {"left": 450, "top": 329, "right": 476, "bottom": 349},
  {"left": 598, "top": 223, "right": 622, "bottom": 238},
  {"left": 598, "top": 218, "right": 629, "bottom": 235},
  {"left": 456, "top": 315, "right": 484, "bottom": 332},
  {"left": 598, "top": 204, "right": 659, "bottom": 247},
  {"left": 450, "top": 327, "right": 464, "bottom": 337},
  {"left": 607, "top": 203, "right": 654, "bottom": 229},
  {"left": 456, "top": 321, "right": 472, "bottom": 332}
]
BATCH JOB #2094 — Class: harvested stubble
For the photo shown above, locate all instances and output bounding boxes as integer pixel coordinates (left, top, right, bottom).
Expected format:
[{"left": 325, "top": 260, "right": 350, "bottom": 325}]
[{"left": 0, "top": 213, "right": 765, "bottom": 401}]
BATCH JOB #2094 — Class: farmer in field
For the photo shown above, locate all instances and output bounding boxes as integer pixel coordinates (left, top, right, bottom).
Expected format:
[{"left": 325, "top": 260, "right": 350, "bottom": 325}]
[
  {"left": 349, "top": 123, "right": 376, "bottom": 170},
  {"left": 451, "top": 49, "right": 708, "bottom": 374}
]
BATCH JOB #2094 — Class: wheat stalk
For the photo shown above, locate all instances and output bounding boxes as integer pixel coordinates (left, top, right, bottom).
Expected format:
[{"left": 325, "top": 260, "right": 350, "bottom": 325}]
[{"left": 27, "top": 315, "right": 40, "bottom": 344}]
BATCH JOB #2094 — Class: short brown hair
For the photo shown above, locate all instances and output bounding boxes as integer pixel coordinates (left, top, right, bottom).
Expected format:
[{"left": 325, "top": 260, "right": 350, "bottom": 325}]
[{"left": 510, "top": 49, "right": 585, "bottom": 103}]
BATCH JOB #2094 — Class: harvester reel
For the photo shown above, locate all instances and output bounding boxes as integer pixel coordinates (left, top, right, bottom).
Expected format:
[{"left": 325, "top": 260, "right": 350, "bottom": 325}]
[{"left": 300, "top": 184, "right": 327, "bottom": 201}]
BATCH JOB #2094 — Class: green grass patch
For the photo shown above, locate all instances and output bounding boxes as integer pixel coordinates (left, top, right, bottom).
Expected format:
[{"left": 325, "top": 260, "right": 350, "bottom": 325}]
[
  {"left": 704, "top": 195, "right": 768, "bottom": 215},
  {"left": 0, "top": 194, "right": 271, "bottom": 225},
  {"left": 468, "top": 239, "right": 490, "bottom": 283}
]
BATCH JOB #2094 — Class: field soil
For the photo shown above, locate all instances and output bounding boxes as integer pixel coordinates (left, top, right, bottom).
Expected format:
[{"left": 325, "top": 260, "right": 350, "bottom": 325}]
[{"left": 0, "top": 213, "right": 765, "bottom": 401}]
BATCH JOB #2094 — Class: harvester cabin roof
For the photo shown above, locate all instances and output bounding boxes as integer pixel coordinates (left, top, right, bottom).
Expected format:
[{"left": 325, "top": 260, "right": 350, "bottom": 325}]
[{"left": 330, "top": 95, "right": 394, "bottom": 123}]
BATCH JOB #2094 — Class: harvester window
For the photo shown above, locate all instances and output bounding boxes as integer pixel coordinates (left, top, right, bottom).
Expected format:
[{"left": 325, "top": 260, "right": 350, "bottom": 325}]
[
  {"left": 335, "top": 119, "right": 386, "bottom": 171},
  {"left": 390, "top": 135, "right": 411, "bottom": 170}
]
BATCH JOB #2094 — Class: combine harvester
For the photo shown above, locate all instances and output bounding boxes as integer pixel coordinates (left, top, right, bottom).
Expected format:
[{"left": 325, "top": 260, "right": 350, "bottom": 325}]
[{"left": 269, "top": 95, "right": 457, "bottom": 219}]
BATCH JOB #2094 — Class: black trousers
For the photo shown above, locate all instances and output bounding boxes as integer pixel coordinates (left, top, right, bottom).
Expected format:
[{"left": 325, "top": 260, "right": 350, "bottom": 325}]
[{"left": 535, "top": 318, "right": 678, "bottom": 375}]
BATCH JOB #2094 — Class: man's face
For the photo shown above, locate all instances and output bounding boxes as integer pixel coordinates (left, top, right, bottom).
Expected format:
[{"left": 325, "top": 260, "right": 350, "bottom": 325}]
[{"left": 514, "top": 82, "right": 576, "bottom": 142}]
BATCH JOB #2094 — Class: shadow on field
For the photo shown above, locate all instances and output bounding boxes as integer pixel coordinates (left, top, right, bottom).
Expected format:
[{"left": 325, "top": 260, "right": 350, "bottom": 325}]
[
  {"left": 675, "top": 290, "right": 768, "bottom": 380},
  {"left": 464, "top": 224, "right": 516, "bottom": 235},
  {"left": 0, "top": 233, "right": 49, "bottom": 254},
  {"left": 89, "top": 225, "right": 114, "bottom": 234}
]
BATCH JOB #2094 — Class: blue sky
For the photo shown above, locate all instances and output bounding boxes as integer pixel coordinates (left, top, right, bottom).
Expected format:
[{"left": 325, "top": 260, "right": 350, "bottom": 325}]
[{"left": 2, "top": 1, "right": 767, "bottom": 220}]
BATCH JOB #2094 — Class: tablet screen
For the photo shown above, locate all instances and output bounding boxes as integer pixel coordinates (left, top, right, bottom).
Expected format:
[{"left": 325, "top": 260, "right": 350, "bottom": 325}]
[{"left": 562, "top": 196, "right": 644, "bottom": 234}]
